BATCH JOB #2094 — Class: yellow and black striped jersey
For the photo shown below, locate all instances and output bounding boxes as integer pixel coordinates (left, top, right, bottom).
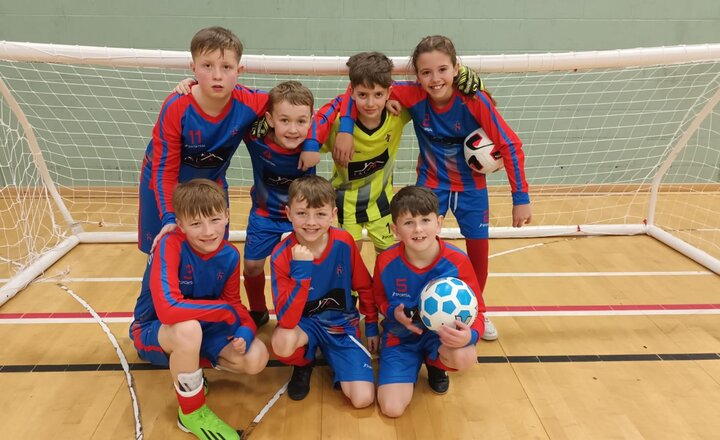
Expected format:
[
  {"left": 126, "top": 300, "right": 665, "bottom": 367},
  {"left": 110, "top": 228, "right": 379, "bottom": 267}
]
[{"left": 321, "top": 109, "right": 411, "bottom": 224}]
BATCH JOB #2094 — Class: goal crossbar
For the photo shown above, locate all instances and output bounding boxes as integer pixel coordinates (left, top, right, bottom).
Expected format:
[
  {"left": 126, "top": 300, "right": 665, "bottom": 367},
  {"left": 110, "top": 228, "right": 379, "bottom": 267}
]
[{"left": 1, "top": 40, "right": 720, "bottom": 73}]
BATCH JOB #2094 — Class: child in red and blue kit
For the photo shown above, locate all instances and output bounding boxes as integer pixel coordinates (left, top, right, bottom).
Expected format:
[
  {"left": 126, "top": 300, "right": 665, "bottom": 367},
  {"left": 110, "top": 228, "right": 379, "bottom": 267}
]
[
  {"left": 239, "top": 80, "right": 316, "bottom": 327},
  {"left": 138, "top": 27, "right": 268, "bottom": 255},
  {"left": 270, "top": 175, "right": 378, "bottom": 408},
  {"left": 130, "top": 179, "right": 269, "bottom": 440},
  {"left": 373, "top": 185, "right": 485, "bottom": 418}
]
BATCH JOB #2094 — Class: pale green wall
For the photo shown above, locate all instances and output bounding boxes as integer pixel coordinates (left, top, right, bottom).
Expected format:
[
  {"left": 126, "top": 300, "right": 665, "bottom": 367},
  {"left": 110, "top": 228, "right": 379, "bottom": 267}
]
[
  {"left": 0, "top": 1, "right": 719, "bottom": 187},
  {"left": 1, "top": 0, "right": 719, "bottom": 55}
]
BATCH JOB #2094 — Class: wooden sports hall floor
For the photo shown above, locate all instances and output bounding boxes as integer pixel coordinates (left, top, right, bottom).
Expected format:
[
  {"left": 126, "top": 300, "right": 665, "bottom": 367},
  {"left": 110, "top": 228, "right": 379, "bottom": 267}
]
[{"left": 2, "top": 231, "right": 720, "bottom": 439}]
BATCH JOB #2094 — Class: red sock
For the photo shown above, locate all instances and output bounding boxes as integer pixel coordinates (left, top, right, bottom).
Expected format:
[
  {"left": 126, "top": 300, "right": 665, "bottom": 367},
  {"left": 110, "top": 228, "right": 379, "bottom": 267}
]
[
  {"left": 175, "top": 383, "right": 205, "bottom": 415},
  {"left": 243, "top": 271, "right": 267, "bottom": 312},
  {"left": 274, "top": 345, "right": 312, "bottom": 367},
  {"left": 465, "top": 238, "right": 489, "bottom": 293}
]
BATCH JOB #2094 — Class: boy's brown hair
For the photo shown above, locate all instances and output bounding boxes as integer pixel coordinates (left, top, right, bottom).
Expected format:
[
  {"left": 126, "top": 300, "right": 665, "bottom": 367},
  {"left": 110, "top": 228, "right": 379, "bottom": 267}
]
[
  {"left": 390, "top": 186, "right": 439, "bottom": 223},
  {"left": 288, "top": 175, "right": 336, "bottom": 209},
  {"left": 190, "top": 26, "right": 243, "bottom": 61},
  {"left": 173, "top": 179, "right": 228, "bottom": 221},
  {"left": 267, "top": 80, "right": 314, "bottom": 114},
  {"left": 346, "top": 52, "right": 394, "bottom": 89}
]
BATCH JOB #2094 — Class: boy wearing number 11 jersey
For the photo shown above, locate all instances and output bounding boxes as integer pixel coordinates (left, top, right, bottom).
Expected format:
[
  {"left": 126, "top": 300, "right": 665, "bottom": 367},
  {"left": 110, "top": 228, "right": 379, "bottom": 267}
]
[{"left": 138, "top": 26, "right": 268, "bottom": 255}]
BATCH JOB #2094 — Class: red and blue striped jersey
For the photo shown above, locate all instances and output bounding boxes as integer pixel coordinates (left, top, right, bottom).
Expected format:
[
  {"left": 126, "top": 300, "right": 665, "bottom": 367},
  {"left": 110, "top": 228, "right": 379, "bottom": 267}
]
[
  {"left": 244, "top": 134, "right": 315, "bottom": 220},
  {"left": 270, "top": 227, "right": 378, "bottom": 337},
  {"left": 373, "top": 238, "right": 486, "bottom": 344},
  {"left": 132, "top": 229, "right": 255, "bottom": 335},
  {"left": 144, "top": 85, "right": 268, "bottom": 227},
  {"left": 340, "top": 82, "right": 530, "bottom": 205}
]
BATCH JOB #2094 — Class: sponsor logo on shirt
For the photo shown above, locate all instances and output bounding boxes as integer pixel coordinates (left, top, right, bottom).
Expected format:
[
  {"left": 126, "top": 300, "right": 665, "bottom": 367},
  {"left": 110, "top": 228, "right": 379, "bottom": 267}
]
[
  {"left": 348, "top": 148, "right": 389, "bottom": 181},
  {"left": 420, "top": 128, "right": 465, "bottom": 148},
  {"left": 182, "top": 147, "right": 232, "bottom": 169},
  {"left": 303, "top": 288, "right": 346, "bottom": 315},
  {"left": 262, "top": 169, "right": 300, "bottom": 189}
]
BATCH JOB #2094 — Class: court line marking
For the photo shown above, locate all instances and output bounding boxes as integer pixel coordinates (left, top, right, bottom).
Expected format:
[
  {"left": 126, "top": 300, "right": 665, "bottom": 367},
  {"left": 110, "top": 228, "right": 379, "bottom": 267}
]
[
  {"left": 3, "top": 304, "right": 720, "bottom": 324},
  {"left": 1, "top": 270, "right": 713, "bottom": 284},
  {"left": 53, "top": 283, "right": 143, "bottom": 439},
  {"left": 241, "top": 382, "right": 288, "bottom": 439},
  {"left": 3, "top": 352, "right": 720, "bottom": 374}
]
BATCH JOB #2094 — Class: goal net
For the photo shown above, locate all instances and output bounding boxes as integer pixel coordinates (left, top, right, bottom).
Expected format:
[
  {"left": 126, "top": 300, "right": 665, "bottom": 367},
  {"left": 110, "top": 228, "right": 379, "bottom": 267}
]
[{"left": 1, "top": 41, "right": 719, "bottom": 303}]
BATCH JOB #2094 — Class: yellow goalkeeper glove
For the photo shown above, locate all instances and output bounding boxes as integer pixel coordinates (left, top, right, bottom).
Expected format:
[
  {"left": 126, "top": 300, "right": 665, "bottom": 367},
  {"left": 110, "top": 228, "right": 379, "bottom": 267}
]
[
  {"left": 250, "top": 117, "right": 269, "bottom": 138},
  {"left": 455, "top": 65, "right": 485, "bottom": 96}
]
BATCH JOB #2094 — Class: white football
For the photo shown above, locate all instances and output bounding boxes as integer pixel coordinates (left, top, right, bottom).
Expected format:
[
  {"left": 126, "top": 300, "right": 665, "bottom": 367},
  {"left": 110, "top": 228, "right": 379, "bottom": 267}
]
[
  {"left": 419, "top": 277, "right": 478, "bottom": 332},
  {"left": 463, "top": 127, "right": 503, "bottom": 174}
]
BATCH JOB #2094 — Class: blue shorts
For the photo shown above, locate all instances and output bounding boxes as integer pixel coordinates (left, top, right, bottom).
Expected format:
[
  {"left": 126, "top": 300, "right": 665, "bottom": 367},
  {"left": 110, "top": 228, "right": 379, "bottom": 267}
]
[
  {"left": 297, "top": 317, "right": 374, "bottom": 384},
  {"left": 433, "top": 188, "right": 490, "bottom": 239},
  {"left": 244, "top": 211, "right": 293, "bottom": 261},
  {"left": 377, "top": 331, "right": 444, "bottom": 386},
  {"left": 129, "top": 319, "right": 239, "bottom": 367},
  {"left": 138, "top": 158, "right": 230, "bottom": 254},
  {"left": 138, "top": 159, "right": 160, "bottom": 254}
]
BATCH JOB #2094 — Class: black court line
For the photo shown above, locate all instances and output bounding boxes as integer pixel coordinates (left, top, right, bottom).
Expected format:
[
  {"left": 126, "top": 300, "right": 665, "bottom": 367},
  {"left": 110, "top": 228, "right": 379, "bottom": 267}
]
[{"left": 2, "top": 353, "right": 719, "bottom": 373}]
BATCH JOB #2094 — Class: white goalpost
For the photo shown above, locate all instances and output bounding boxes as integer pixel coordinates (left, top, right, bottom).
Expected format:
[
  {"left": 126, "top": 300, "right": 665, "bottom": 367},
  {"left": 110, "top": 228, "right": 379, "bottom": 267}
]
[{"left": 1, "top": 41, "right": 719, "bottom": 305}]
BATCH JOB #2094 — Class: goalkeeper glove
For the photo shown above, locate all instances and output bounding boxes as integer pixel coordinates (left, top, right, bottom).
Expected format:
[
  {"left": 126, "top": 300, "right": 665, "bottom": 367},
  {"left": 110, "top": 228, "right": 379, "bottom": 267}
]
[
  {"left": 455, "top": 65, "right": 485, "bottom": 96},
  {"left": 250, "top": 117, "right": 269, "bottom": 138}
]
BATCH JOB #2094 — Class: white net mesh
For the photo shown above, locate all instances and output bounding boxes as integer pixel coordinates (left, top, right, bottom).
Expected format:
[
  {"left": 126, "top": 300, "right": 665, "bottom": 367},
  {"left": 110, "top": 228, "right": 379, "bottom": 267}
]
[
  {"left": 0, "top": 44, "right": 719, "bottom": 280},
  {"left": 0, "top": 86, "right": 65, "bottom": 278}
]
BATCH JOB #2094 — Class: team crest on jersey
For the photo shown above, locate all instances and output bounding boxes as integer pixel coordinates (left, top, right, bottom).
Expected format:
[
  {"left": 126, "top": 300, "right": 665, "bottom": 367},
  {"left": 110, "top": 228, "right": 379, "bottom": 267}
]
[
  {"left": 216, "top": 271, "right": 225, "bottom": 281},
  {"left": 183, "top": 264, "right": 193, "bottom": 280},
  {"left": 454, "top": 121, "right": 462, "bottom": 132},
  {"left": 422, "top": 113, "right": 430, "bottom": 127},
  {"left": 385, "top": 133, "right": 391, "bottom": 142},
  {"left": 262, "top": 149, "right": 273, "bottom": 161},
  {"left": 336, "top": 265, "right": 343, "bottom": 277}
]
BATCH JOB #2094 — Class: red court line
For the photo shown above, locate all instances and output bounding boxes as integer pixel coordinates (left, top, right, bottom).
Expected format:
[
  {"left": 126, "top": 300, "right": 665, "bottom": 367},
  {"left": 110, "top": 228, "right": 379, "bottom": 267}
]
[{"left": 3, "top": 304, "right": 720, "bottom": 320}]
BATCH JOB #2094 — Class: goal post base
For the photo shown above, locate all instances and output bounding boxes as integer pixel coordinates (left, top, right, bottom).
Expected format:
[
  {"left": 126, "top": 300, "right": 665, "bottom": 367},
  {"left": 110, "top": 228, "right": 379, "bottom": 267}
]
[{"left": 0, "top": 236, "right": 80, "bottom": 307}]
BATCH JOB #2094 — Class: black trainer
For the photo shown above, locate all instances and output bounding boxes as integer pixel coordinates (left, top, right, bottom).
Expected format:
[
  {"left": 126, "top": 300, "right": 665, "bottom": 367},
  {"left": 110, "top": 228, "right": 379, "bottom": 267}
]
[
  {"left": 426, "top": 363, "right": 449, "bottom": 394},
  {"left": 287, "top": 364, "right": 314, "bottom": 401},
  {"left": 249, "top": 310, "right": 270, "bottom": 328}
]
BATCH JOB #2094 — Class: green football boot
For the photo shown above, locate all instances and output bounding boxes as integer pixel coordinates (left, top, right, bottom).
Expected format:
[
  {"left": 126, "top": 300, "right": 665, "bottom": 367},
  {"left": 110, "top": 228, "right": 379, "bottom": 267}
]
[{"left": 177, "top": 404, "right": 242, "bottom": 440}]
